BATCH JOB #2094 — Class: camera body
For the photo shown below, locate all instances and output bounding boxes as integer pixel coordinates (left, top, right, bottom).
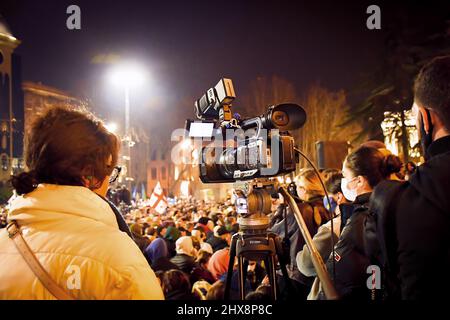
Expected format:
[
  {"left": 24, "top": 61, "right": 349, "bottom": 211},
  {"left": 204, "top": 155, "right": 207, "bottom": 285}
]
[{"left": 186, "top": 78, "right": 306, "bottom": 184}]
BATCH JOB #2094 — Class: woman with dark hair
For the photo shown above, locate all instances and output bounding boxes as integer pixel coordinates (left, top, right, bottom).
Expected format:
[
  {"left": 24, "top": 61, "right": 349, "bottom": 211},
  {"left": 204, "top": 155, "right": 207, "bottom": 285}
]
[
  {"left": 0, "top": 106, "right": 163, "bottom": 299},
  {"left": 161, "top": 269, "right": 199, "bottom": 300},
  {"left": 322, "top": 146, "right": 402, "bottom": 300}
]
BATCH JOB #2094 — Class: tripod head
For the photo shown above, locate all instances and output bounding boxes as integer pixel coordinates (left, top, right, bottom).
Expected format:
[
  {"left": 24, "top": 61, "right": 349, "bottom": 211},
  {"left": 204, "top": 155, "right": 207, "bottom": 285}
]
[{"left": 234, "top": 178, "right": 282, "bottom": 235}]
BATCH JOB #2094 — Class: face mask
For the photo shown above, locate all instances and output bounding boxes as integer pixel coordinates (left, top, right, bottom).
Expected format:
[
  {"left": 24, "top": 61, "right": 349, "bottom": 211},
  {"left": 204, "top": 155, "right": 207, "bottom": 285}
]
[
  {"left": 341, "top": 177, "right": 357, "bottom": 202},
  {"left": 418, "top": 108, "right": 434, "bottom": 161}
]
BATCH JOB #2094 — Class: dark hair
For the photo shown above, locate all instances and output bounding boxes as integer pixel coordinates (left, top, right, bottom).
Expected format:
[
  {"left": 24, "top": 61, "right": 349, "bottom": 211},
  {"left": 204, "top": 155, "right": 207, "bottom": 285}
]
[
  {"left": 206, "top": 280, "right": 225, "bottom": 300},
  {"left": 198, "top": 217, "right": 210, "bottom": 225},
  {"left": 145, "top": 227, "right": 157, "bottom": 236},
  {"left": 10, "top": 106, "right": 120, "bottom": 195},
  {"left": 161, "top": 269, "right": 191, "bottom": 295},
  {"left": 406, "top": 161, "right": 417, "bottom": 173},
  {"left": 321, "top": 168, "right": 340, "bottom": 182},
  {"left": 245, "top": 291, "right": 272, "bottom": 301},
  {"left": 414, "top": 55, "right": 450, "bottom": 130},
  {"left": 345, "top": 147, "right": 402, "bottom": 188},
  {"left": 324, "top": 172, "right": 343, "bottom": 195},
  {"left": 156, "top": 225, "right": 167, "bottom": 237},
  {"left": 196, "top": 250, "right": 212, "bottom": 265}
]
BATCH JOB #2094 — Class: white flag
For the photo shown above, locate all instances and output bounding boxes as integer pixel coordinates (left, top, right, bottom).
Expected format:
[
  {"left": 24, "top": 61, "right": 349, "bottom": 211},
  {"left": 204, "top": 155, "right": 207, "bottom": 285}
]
[{"left": 148, "top": 181, "right": 167, "bottom": 214}]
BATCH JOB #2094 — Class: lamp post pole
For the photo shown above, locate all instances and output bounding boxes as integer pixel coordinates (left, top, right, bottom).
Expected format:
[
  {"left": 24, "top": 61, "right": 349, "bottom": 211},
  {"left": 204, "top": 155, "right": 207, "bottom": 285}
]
[{"left": 124, "top": 86, "right": 132, "bottom": 191}]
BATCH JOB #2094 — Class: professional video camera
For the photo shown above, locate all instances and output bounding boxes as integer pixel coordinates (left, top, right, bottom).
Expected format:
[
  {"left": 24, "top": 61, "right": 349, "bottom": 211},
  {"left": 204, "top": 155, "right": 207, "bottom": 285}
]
[
  {"left": 185, "top": 78, "right": 307, "bottom": 183},
  {"left": 185, "top": 78, "right": 338, "bottom": 301}
]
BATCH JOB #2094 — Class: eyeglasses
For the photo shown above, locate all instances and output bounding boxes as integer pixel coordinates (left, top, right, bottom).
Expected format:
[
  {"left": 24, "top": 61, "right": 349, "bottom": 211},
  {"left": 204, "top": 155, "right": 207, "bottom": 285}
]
[{"left": 109, "top": 166, "right": 122, "bottom": 183}]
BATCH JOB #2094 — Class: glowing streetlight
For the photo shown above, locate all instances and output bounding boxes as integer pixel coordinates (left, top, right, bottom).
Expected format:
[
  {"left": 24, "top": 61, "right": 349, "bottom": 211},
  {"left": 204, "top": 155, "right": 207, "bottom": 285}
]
[
  {"left": 109, "top": 63, "right": 147, "bottom": 89},
  {"left": 105, "top": 122, "right": 118, "bottom": 134},
  {"left": 108, "top": 62, "right": 147, "bottom": 189}
]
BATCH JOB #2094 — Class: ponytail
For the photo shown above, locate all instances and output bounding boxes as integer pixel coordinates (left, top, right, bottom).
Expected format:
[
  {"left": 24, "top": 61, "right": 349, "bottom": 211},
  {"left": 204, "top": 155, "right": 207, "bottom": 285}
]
[
  {"left": 382, "top": 154, "right": 403, "bottom": 177},
  {"left": 10, "top": 171, "right": 38, "bottom": 195}
]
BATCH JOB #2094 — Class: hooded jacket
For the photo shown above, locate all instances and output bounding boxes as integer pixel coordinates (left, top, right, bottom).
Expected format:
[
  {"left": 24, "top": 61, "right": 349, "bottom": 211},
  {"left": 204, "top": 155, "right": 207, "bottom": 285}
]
[{"left": 0, "top": 184, "right": 164, "bottom": 300}]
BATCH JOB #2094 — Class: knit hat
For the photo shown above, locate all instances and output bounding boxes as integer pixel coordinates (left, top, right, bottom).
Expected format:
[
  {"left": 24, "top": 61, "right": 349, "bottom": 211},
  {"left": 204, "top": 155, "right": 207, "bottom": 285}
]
[{"left": 208, "top": 248, "right": 230, "bottom": 281}]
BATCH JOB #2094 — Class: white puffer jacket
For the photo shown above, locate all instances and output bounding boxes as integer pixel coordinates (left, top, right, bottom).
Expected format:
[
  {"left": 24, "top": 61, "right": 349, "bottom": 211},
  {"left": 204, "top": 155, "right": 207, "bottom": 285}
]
[{"left": 0, "top": 184, "right": 164, "bottom": 300}]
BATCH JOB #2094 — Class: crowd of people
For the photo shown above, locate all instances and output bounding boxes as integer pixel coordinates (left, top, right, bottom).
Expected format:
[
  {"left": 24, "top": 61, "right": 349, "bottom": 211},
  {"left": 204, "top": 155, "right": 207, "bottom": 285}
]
[
  {"left": 0, "top": 55, "right": 449, "bottom": 300},
  {"left": 99, "top": 141, "right": 413, "bottom": 300}
]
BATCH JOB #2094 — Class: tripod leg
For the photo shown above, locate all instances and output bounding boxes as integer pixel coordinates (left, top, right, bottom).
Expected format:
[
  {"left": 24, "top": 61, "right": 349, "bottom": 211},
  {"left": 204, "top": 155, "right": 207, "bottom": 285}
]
[
  {"left": 264, "top": 256, "right": 277, "bottom": 300},
  {"left": 238, "top": 256, "right": 245, "bottom": 300},
  {"left": 242, "top": 259, "right": 249, "bottom": 294},
  {"left": 225, "top": 233, "right": 238, "bottom": 300},
  {"left": 270, "top": 254, "right": 278, "bottom": 300}
]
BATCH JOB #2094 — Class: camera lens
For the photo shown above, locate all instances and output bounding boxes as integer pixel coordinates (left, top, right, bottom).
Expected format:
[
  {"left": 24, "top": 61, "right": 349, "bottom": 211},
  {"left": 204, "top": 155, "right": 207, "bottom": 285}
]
[{"left": 271, "top": 111, "right": 289, "bottom": 127}]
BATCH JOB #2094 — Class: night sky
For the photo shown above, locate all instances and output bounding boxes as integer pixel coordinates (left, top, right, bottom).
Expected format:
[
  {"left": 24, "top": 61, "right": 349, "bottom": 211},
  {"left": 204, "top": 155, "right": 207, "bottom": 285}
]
[{"left": 0, "top": 0, "right": 448, "bottom": 134}]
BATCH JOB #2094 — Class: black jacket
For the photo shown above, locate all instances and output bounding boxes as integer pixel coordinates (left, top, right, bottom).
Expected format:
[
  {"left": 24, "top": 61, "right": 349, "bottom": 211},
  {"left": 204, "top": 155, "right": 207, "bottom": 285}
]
[
  {"left": 366, "top": 136, "right": 450, "bottom": 300},
  {"left": 206, "top": 236, "right": 228, "bottom": 252},
  {"left": 152, "top": 257, "right": 180, "bottom": 272},
  {"left": 170, "top": 253, "right": 196, "bottom": 274},
  {"left": 325, "top": 193, "right": 372, "bottom": 300}
]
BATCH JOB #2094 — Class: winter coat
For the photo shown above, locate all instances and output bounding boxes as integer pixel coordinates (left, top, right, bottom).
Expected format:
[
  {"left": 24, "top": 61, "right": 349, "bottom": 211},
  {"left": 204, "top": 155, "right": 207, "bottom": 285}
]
[
  {"left": 0, "top": 184, "right": 164, "bottom": 300},
  {"left": 366, "top": 136, "right": 450, "bottom": 300},
  {"left": 325, "top": 193, "right": 372, "bottom": 300},
  {"left": 170, "top": 253, "right": 196, "bottom": 274},
  {"left": 296, "top": 214, "right": 341, "bottom": 300}
]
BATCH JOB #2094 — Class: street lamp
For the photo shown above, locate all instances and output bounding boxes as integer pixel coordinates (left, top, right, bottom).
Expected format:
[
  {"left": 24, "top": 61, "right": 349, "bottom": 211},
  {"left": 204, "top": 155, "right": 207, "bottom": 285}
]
[
  {"left": 108, "top": 62, "right": 147, "bottom": 190},
  {"left": 105, "top": 122, "right": 118, "bottom": 134}
]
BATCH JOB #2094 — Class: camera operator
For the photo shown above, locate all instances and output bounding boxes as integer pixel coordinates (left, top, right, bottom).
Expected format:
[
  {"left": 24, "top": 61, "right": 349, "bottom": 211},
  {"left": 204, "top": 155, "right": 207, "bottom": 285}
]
[
  {"left": 366, "top": 55, "right": 450, "bottom": 300},
  {"left": 269, "top": 168, "right": 330, "bottom": 300}
]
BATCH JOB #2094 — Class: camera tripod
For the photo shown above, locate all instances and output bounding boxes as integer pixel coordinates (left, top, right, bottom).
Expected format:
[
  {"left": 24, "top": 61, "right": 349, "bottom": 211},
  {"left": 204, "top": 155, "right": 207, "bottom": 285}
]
[
  {"left": 224, "top": 180, "right": 338, "bottom": 300},
  {"left": 223, "top": 229, "right": 293, "bottom": 300}
]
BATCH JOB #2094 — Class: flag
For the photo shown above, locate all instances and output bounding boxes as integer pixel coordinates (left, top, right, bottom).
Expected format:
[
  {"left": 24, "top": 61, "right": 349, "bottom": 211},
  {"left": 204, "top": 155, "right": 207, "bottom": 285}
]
[{"left": 148, "top": 181, "right": 168, "bottom": 214}]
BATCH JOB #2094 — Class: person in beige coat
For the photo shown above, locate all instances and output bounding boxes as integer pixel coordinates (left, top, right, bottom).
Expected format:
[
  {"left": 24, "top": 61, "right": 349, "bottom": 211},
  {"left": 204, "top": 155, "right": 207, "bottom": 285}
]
[
  {"left": 0, "top": 106, "right": 164, "bottom": 300},
  {"left": 296, "top": 172, "right": 346, "bottom": 300}
]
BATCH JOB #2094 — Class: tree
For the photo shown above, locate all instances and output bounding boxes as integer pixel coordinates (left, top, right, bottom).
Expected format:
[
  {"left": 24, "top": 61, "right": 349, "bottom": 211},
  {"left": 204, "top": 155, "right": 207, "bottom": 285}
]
[
  {"left": 346, "top": 2, "right": 450, "bottom": 162},
  {"left": 242, "top": 76, "right": 361, "bottom": 166},
  {"left": 240, "top": 75, "right": 297, "bottom": 117},
  {"left": 295, "top": 84, "right": 362, "bottom": 165}
]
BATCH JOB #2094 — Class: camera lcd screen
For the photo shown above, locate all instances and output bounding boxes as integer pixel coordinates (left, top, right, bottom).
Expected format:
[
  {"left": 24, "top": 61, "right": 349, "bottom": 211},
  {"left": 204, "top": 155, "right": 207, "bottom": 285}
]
[{"left": 188, "top": 122, "right": 215, "bottom": 138}]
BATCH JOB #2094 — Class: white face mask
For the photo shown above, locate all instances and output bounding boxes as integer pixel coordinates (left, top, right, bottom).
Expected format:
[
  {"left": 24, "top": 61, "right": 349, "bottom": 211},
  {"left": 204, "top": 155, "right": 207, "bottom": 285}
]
[{"left": 341, "top": 177, "right": 357, "bottom": 202}]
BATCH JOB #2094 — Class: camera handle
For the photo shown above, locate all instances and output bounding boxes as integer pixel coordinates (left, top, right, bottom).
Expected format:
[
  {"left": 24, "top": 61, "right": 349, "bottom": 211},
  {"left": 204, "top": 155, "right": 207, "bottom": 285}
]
[
  {"left": 280, "top": 203, "right": 291, "bottom": 265},
  {"left": 279, "top": 186, "right": 339, "bottom": 300},
  {"left": 294, "top": 147, "right": 337, "bottom": 287}
]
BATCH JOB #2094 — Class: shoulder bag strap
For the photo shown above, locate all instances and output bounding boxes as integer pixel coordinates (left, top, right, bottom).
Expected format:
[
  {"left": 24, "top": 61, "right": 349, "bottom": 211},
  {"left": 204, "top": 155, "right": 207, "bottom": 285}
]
[{"left": 6, "top": 221, "right": 75, "bottom": 300}]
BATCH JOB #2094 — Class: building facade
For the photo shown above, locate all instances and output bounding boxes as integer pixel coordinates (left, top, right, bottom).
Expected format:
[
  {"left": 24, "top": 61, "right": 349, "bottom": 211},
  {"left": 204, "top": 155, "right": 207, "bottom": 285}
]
[{"left": 0, "top": 17, "right": 23, "bottom": 183}]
